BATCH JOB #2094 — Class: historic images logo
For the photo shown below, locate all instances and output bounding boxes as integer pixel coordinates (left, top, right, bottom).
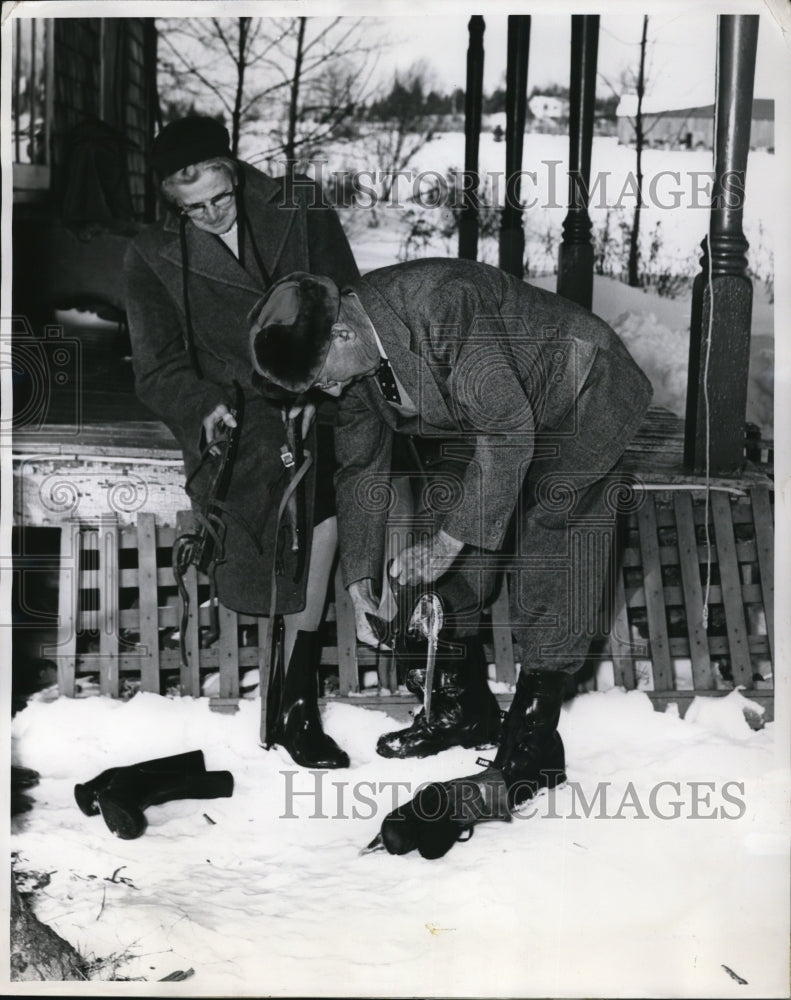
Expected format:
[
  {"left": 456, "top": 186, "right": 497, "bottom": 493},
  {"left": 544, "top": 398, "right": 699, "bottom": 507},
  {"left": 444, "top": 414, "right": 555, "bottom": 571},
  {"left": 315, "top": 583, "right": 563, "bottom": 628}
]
[{"left": 280, "top": 770, "right": 747, "bottom": 822}]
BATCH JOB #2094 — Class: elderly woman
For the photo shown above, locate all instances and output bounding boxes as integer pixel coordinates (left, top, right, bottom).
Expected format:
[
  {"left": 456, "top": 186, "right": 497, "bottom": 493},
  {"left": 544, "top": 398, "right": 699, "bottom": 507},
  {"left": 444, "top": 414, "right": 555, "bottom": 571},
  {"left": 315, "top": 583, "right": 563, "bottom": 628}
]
[{"left": 124, "top": 117, "right": 359, "bottom": 768}]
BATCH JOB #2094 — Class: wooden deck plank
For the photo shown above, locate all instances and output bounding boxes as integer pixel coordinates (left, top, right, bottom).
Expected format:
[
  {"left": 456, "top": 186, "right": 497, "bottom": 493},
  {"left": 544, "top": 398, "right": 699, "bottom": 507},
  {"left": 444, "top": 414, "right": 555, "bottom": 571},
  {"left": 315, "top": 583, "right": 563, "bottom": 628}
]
[
  {"left": 490, "top": 575, "right": 516, "bottom": 685},
  {"left": 256, "top": 616, "right": 273, "bottom": 741},
  {"left": 216, "top": 604, "right": 240, "bottom": 700},
  {"left": 55, "top": 523, "right": 80, "bottom": 697},
  {"left": 609, "top": 548, "right": 639, "bottom": 689},
  {"left": 750, "top": 486, "right": 775, "bottom": 667},
  {"left": 334, "top": 563, "right": 359, "bottom": 695},
  {"left": 136, "top": 513, "right": 161, "bottom": 693},
  {"left": 710, "top": 491, "right": 754, "bottom": 687},
  {"left": 98, "top": 520, "right": 120, "bottom": 698},
  {"left": 673, "top": 493, "right": 714, "bottom": 689},
  {"left": 636, "top": 496, "right": 674, "bottom": 690},
  {"left": 175, "top": 510, "right": 201, "bottom": 697}
]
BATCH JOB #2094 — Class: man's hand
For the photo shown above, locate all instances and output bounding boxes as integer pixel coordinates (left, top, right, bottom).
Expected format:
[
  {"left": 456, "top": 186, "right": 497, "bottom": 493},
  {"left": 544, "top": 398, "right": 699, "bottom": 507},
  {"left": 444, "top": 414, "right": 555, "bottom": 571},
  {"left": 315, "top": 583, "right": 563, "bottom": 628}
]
[
  {"left": 389, "top": 529, "right": 464, "bottom": 586},
  {"left": 348, "top": 578, "right": 390, "bottom": 649},
  {"left": 202, "top": 403, "right": 237, "bottom": 453},
  {"left": 284, "top": 401, "right": 317, "bottom": 439}
]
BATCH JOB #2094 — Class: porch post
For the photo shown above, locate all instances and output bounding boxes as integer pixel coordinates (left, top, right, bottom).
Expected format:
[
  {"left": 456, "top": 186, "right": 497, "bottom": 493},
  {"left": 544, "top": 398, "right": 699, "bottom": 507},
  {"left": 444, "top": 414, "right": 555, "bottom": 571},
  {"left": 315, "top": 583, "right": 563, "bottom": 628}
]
[
  {"left": 499, "top": 15, "right": 531, "bottom": 277},
  {"left": 459, "top": 16, "right": 485, "bottom": 260},
  {"left": 557, "top": 15, "right": 599, "bottom": 308},
  {"left": 684, "top": 14, "right": 759, "bottom": 474}
]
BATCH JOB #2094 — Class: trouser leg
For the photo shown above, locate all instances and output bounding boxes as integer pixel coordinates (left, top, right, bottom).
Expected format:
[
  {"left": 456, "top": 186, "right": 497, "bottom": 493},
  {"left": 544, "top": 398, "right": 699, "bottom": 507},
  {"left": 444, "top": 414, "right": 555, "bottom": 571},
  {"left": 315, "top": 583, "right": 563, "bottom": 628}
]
[{"left": 509, "top": 464, "right": 624, "bottom": 675}]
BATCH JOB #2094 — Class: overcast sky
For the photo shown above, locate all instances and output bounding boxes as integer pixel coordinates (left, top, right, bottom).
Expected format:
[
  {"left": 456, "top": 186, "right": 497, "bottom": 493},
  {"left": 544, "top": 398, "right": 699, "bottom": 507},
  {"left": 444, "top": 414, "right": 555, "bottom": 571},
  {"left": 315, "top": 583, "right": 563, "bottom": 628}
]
[{"left": 370, "top": 10, "right": 786, "bottom": 108}]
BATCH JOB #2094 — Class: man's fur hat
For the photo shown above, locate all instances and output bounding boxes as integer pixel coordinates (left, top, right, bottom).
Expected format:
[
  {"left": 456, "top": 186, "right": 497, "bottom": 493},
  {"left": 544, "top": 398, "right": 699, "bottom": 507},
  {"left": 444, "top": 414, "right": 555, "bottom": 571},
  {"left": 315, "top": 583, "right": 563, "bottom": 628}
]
[{"left": 249, "top": 273, "right": 340, "bottom": 394}]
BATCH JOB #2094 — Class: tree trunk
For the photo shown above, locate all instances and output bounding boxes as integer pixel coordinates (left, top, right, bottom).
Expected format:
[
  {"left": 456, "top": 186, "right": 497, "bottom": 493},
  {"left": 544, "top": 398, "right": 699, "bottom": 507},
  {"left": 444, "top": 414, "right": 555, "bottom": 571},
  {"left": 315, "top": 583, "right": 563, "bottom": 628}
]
[
  {"left": 627, "top": 15, "right": 648, "bottom": 287},
  {"left": 10, "top": 875, "right": 87, "bottom": 981},
  {"left": 285, "top": 17, "right": 307, "bottom": 164},
  {"left": 229, "top": 17, "right": 251, "bottom": 156}
]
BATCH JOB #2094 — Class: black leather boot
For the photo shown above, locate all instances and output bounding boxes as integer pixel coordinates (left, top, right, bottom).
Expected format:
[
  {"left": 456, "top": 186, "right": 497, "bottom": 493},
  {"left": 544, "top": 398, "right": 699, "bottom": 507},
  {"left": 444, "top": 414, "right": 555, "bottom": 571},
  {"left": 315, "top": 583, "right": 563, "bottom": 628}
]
[
  {"left": 97, "top": 765, "right": 234, "bottom": 840},
  {"left": 492, "top": 669, "right": 568, "bottom": 809},
  {"left": 270, "top": 631, "right": 350, "bottom": 769},
  {"left": 376, "top": 635, "right": 502, "bottom": 759},
  {"left": 74, "top": 750, "right": 206, "bottom": 817},
  {"left": 372, "top": 669, "right": 569, "bottom": 858}
]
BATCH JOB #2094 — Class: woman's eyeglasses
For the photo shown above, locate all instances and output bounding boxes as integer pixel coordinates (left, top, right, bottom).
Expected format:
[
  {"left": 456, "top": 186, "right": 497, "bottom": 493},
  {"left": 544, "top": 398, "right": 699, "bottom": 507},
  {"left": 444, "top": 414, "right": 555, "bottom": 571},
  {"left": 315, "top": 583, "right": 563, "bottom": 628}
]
[{"left": 180, "top": 189, "right": 235, "bottom": 217}]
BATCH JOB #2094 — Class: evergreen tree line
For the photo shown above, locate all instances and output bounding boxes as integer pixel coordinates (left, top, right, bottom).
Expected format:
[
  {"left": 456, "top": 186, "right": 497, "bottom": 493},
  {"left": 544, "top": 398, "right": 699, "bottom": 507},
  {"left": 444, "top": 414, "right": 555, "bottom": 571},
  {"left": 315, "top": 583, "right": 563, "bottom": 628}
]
[{"left": 364, "top": 77, "right": 619, "bottom": 122}]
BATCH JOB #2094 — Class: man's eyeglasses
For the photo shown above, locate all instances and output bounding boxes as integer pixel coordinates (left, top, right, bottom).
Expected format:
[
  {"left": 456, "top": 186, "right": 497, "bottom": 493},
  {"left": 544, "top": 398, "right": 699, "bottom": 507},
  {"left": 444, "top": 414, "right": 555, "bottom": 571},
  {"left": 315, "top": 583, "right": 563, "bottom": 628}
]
[{"left": 180, "top": 189, "right": 235, "bottom": 217}]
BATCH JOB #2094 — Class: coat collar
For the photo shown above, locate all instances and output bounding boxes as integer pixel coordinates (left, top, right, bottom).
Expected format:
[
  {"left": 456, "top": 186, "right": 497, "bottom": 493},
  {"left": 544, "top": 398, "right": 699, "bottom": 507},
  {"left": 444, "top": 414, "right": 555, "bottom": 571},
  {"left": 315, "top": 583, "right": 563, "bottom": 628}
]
[
  {"left": 158, "top": 164, "right": 297, "bottom": 295},
  {"left": 352, "top": 281, "right": 458, "bottom": 431}
]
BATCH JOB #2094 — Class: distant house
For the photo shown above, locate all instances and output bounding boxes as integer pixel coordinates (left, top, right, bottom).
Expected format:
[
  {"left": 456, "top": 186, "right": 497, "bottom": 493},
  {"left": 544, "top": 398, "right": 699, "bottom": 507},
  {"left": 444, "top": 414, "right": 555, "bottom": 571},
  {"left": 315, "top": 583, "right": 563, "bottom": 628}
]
[
  {"left": 528, "top": 94, "right": 569, "bottom": 121},
  {"left": 616, "top": 95, "right": 774, "bottom": 151}
]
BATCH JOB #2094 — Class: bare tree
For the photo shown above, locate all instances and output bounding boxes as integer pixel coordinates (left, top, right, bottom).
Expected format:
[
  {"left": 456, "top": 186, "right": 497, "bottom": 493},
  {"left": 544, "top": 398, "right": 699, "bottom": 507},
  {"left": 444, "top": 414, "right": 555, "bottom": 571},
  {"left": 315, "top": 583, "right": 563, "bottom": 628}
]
[
  {"left": 157, "top": 16, "right": 382, "bottom": 165},
  {"left": 599, "top": 14, "right": 661, "bottom": 287},
  {"left": 627, "top": 15, "right": 649, "bottom": 287}
]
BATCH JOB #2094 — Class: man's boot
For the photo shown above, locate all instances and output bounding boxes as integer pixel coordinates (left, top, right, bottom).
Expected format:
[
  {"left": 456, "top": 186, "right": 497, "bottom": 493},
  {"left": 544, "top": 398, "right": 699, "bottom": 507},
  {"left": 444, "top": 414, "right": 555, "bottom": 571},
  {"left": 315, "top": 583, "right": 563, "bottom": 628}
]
[
  {"left": 376, "top": 635, "right": 502, "bottom": 759},
  {"left": 491, "top": 669, "right": 567, "bottom": 809},
  {"left": 97, "top": 764, "right": 234, "bottom": 840},
  {"left": 74, "top": 750, "right": 207, "bottom": 817},
  {"left": 373, "top": 669, "right": 569, "bottom": 858},
  {"left": 270, "top": 630, "right": 350, "bottom": 769}
]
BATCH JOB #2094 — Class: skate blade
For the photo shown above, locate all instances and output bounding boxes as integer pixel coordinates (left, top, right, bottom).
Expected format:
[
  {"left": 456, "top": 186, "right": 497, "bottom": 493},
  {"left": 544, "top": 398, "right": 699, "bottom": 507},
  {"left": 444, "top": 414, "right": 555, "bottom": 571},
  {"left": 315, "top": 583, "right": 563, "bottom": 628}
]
[{"left": 359, "top": 832, "right": 386, "bottom": 856}]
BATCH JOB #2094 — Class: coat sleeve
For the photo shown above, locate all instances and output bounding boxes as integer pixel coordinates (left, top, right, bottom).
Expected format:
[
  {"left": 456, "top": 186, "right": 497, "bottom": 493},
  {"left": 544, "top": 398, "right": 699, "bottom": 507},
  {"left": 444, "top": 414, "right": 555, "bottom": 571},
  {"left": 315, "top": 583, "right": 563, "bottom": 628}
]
[
  {"left": 441, "top": 342, "right": 537, "bottom": 550},
  {"left": 333, "top": 384, "right": 393, "bottom": 590},
  {"left": 124, "top": 241, "right": 231, "bottom": 451}
]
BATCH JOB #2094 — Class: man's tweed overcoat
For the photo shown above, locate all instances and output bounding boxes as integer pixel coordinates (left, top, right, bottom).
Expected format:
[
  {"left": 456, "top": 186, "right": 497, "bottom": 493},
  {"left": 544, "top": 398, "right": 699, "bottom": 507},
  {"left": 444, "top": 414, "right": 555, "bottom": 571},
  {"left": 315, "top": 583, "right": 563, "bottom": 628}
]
[
  {"left": 333, "top": 258, "right": 654, "bottom": 667},
  {"left": 125, "top": 164, "right": 358, "bottom": 614}
]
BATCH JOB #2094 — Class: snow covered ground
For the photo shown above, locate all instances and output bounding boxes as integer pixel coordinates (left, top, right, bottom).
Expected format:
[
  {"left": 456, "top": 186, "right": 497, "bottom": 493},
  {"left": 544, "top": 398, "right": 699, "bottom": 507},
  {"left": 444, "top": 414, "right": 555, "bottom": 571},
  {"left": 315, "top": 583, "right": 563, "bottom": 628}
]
[{"left": 9, "top": 685, "right": 789, "bottom": 996}]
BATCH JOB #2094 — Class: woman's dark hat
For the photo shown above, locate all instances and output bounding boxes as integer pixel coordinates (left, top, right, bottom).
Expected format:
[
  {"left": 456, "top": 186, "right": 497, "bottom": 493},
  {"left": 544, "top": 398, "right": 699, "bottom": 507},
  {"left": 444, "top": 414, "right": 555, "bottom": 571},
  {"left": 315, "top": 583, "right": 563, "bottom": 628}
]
[
  {"left": 249, "top": 273, "right": 340, "bottom": 394},
  {"left": 150, "top": 117, "right": 232, "bottom": 181}
]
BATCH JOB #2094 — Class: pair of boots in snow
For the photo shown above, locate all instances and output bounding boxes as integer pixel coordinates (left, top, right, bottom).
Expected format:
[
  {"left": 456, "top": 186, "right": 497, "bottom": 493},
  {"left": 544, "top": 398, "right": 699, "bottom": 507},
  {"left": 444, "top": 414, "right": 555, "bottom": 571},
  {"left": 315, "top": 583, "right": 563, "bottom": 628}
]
[
  {"left": 75, "top": 750, "right": 233, "bottom": 839},
  {"left": 373, "top": 632, "right": 570, "bottom": 859}
]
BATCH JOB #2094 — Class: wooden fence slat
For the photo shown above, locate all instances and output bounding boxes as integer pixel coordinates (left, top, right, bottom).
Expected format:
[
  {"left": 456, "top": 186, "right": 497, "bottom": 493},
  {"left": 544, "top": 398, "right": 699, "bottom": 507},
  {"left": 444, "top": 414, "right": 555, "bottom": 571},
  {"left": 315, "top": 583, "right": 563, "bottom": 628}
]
[
  {"left": 175, "top": 510, "right": 201, "bottom": 696},
  {"left": 256, "top": 616, "right": 272, "bottom": 742},
  {"left": 637, "top": 496, "right": 673, "bottom": 690},
  {"left": 673, "top": 493, "right": 714, "bottom": 689},
  {"left": 55, "top": 523, "right": 80, "bottom": 697},
  {"left": 99, "top": 519, "right": 119, "bottom": 697},
  {"left": 217, "top": 604, "right": 240, "bottom": 700},
  {"left": 490, "top": 574, "right": 516, "bottom": 685},
  {"left": 710, "top": 491, "right": 753, "bottom": 687},
  {"left": 136, "top": 513, "right": 161, "bottom": 693},
  {"left": 609, "top": 535, "right": 638, "bottom": 689},
  {"left": 334, "top": 564, "right": 359, "bottom": 695},
  {"left": 750, "top": 485, "right": 774, "bottom": 667}
]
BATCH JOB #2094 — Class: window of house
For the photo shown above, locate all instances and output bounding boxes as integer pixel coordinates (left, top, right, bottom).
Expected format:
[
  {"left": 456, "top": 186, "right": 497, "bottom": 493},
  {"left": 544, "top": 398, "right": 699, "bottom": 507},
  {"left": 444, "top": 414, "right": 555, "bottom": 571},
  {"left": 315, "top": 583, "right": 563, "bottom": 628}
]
[{"left": 12, "top": 17, "right": 53, "bottom": 192}]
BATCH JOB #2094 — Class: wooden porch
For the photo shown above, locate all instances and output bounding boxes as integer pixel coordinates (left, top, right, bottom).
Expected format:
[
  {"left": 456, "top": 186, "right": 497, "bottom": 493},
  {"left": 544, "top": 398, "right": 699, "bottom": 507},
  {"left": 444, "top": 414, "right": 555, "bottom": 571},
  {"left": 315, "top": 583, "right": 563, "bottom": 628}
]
[
  {"left": 11, "top": 13, "right": 774, "bottom": 724},
  {"left": 11, "top": 389, "right": 775, "bottom": 723}
]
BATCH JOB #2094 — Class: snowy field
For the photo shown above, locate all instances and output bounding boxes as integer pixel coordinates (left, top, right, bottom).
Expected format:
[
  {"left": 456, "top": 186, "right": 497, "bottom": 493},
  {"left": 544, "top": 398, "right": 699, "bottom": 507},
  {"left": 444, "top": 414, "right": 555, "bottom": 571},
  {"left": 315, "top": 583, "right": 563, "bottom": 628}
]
[
  {"left": 277, "top": 131, "right": 777, "bottom": 281},
  {"left": 321, "top": 132, "right": 775, "bottom": 436},
  {"left": 10, "top": 686, "right": 789, "bottom": 995}
]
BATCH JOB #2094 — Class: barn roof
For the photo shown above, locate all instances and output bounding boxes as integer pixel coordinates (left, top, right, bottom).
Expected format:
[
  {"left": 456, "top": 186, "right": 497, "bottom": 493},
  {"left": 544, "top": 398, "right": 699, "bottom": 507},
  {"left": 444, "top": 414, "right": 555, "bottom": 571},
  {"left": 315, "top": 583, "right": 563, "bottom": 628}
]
[{"left": 616, "top": 96, "right": 774, "bottom": 120}]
